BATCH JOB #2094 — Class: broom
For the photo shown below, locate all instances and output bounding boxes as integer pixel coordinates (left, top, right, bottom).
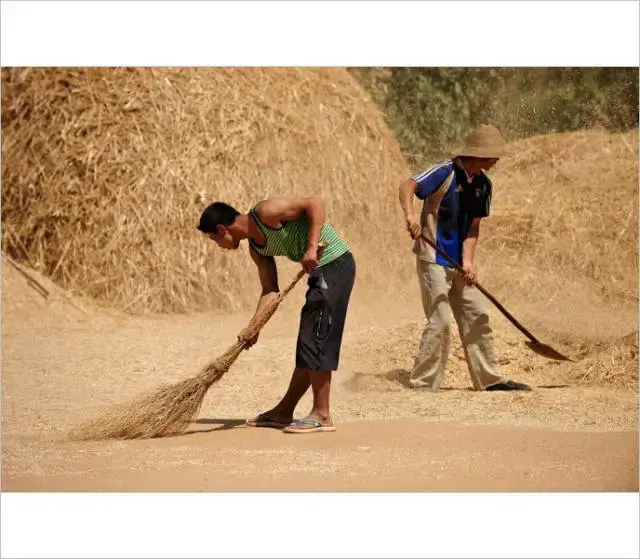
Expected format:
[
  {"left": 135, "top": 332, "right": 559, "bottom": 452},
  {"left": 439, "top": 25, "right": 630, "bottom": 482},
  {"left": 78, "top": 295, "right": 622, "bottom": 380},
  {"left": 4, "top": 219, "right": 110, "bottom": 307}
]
[{"left": 69, "top": 249, "right": 322, "bottom": 441}]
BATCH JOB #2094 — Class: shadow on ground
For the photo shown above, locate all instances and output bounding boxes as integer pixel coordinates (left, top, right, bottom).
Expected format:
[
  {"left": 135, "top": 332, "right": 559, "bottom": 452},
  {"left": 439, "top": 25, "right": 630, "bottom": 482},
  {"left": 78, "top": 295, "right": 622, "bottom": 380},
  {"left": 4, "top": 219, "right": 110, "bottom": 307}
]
[{"left": 179, "top": 418, "right": 247, "bottom": 436}]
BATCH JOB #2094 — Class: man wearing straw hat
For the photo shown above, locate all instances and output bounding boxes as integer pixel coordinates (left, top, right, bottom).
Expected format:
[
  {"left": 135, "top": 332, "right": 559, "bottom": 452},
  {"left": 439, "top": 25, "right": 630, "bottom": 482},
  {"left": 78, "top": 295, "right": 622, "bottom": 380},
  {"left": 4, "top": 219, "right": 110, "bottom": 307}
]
[
  {"left": 398, "top": 124, "right": 531, "bottom": 392},
  {"left": 197, "top": 196, "right": 355, "bottom": 433}
]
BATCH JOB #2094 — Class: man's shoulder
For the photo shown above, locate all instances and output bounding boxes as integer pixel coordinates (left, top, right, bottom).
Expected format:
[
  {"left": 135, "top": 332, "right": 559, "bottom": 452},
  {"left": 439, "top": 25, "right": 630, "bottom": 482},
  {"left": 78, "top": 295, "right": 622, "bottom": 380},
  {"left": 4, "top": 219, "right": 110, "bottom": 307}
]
[
  {"left": 254, "top": 196, "right": 299, "bottom": 214},
  {"left": 412, "top": 160, "right": 454, "bottom": 183},
  {"left": 253, "top": 198, "right": 280, "bottom": 219},
  {"left": 251, "top": 198, "right": 267, "bottom": 211},
  {"left": 472, "top": 172, "right": 493, "bottom": 217},
  {"left": 477, "top": 170, "right": 493, "bottom": 189},
  {"left": 254, "top": 196, "right": 303, "bottom": 228}
]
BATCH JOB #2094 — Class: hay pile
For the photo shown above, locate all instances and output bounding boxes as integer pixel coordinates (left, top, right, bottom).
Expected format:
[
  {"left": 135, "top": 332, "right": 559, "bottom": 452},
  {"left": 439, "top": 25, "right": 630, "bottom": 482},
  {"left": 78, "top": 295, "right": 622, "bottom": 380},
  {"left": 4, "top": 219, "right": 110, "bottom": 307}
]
[
  {"left": 2, "top": 68, "right": 409, "bottom": 314},
  {"left": 481, "top": 128, "right": 638, "bottom": 306}
]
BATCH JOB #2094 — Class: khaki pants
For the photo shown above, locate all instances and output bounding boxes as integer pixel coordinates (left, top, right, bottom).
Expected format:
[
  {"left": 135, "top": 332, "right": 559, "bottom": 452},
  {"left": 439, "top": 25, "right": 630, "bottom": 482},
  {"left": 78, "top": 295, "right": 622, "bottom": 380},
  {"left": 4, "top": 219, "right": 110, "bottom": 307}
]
[{"left": 411, "top": 258, "right": 506, "bottom": 391}]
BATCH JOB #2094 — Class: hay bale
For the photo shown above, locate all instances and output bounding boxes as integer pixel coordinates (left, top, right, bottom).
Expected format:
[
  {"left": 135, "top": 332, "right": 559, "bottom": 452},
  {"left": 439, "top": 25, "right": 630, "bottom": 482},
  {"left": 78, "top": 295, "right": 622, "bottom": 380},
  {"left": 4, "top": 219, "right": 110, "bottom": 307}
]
[{"left": 2, "top": 68, "right": 409, "bottom": 313}]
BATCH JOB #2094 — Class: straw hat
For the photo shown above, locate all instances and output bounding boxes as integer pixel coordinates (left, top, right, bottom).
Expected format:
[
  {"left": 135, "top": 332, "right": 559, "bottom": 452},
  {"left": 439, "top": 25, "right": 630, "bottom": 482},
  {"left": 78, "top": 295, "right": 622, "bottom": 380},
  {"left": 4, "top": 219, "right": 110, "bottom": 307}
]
[{"left": 452, "top": 124, "right": 505, "bottom": 159}]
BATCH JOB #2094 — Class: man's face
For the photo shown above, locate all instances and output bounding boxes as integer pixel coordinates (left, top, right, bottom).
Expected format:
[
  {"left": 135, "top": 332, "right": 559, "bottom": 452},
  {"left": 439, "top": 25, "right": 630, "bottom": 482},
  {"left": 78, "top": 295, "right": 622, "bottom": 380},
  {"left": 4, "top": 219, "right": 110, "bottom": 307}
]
[
  {"left": 478, "top": 158, "right": 499, "bottom": 172},
  {"left": 207, "top": 226, "right": 239, "bottom": 250}
]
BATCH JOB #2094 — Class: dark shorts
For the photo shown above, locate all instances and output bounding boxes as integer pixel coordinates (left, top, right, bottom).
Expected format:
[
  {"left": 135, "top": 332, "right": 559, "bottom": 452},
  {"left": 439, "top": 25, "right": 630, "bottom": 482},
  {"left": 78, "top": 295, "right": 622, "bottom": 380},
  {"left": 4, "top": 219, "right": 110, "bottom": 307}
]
[{"left": 295, "top": 251, "right": 356, "bottom": 371}]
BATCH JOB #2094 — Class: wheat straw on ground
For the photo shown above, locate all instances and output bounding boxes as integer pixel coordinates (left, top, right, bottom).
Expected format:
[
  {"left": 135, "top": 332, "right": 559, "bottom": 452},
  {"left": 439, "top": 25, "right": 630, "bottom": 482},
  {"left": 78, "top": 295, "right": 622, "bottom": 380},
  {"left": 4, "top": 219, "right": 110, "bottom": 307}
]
[{"left": 567, "top": 331, "right": 638, "bottom": 389}]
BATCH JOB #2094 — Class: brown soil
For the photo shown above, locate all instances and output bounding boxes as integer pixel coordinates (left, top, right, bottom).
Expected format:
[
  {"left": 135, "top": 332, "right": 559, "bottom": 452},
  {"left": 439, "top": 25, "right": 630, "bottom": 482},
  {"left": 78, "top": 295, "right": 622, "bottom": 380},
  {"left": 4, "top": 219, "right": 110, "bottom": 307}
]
[{"left": 2, "top": 262, "right": 637, "bottom": 492}]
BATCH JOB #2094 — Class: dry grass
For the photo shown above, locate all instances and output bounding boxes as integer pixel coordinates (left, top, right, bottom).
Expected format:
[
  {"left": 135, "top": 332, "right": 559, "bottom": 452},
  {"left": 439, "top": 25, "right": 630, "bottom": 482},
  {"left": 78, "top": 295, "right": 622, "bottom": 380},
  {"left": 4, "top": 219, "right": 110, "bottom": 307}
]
[
  {"left": 564, "top": 331, "right": 638, "bottom": 389},
  {"left": 481, "top": 128, "right": 639, "bottom": 306},
  {"left": 1, "top": 68, "right": 409, "bottom": 314}
]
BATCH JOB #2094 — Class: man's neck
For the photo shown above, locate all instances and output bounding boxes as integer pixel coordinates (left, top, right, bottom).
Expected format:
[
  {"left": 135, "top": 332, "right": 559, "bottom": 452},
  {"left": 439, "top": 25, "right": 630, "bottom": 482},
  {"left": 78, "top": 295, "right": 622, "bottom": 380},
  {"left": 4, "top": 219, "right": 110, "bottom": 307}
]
[
  {"left": 239, "top": 213, "right": 266, "bottom": 243},
  {"left": 455, "top": 157, "right": 475, "bottom": 183},
  {"left": 232, "top": 214, "right": 252, "bottom": 241}
]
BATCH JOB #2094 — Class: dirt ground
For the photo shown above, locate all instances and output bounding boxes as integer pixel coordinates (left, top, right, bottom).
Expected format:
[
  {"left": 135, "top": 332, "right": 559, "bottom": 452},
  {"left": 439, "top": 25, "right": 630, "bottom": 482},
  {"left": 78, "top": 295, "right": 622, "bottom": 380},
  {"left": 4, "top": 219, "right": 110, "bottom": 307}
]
[{"left": 2, "top": 263, "right": 638, "bottom": 492}]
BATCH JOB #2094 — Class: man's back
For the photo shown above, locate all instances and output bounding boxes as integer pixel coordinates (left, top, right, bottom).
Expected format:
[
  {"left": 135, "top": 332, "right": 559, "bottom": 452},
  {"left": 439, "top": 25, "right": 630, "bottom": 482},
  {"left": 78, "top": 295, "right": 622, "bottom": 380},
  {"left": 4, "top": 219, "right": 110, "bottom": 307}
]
[{"left": 249, "top": 200, "right": 350, "bottom": 266}]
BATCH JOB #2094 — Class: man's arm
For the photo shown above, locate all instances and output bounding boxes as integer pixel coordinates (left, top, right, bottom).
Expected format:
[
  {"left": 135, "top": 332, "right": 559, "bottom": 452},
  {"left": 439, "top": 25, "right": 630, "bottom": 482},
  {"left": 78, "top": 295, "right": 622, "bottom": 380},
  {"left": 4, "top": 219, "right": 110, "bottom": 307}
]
[
  {"left": 257, "top": 196, "right": 326, "bottom": 273},
  {"left": 462, "top": 218, "right": 481, "bottom": 285},
  {"left": 239, "top": 247, "right": 280, "bottom": 348},
  {"left": 398, "top": 178, "right": 421, "bottom": 239},
  {"left": 399, "top": 164, "right": 453, "bottom": 240}
]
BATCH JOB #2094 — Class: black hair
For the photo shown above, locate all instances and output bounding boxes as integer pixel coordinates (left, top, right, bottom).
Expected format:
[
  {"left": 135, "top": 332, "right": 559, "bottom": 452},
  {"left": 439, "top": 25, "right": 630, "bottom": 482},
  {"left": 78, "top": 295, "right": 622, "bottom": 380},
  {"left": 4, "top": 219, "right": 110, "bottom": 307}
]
[{"left": 197, "top": 202, "right": 240, "bottom": 233}]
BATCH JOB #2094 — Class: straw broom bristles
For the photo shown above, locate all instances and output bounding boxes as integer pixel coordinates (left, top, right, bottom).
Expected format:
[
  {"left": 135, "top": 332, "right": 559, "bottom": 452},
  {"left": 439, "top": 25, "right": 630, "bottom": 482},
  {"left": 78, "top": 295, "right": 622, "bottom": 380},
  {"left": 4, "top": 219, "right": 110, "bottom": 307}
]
[{"left": 70, "top": 267, "right": 308, "bottom": 441}]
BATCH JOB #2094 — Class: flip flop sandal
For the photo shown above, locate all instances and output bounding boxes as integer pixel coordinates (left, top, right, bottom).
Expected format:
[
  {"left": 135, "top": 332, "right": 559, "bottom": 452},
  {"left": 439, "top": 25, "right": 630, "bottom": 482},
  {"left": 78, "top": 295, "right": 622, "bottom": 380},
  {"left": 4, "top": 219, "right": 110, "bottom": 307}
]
[
  {"left": 245, "top": 413, "right": 289, "bottom": 429},
  {"left": 282, "top": 419, "right": 337, "bottom": 434}
]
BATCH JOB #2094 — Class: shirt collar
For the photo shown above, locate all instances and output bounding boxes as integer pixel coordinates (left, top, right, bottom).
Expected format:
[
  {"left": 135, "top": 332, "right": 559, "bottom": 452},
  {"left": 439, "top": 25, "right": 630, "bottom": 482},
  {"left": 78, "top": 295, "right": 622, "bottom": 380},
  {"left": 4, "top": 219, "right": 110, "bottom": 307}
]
[{"left": 453, "top": 158, "right": 474, "bottom": 185}]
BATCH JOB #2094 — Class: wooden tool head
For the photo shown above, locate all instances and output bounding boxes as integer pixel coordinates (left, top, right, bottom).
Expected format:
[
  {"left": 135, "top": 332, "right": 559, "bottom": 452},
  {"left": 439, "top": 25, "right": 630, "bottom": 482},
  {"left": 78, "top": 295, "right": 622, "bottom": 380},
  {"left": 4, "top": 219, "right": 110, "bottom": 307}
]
[{"left": 525, "top": 341, "right": 575, "bottom": 362}]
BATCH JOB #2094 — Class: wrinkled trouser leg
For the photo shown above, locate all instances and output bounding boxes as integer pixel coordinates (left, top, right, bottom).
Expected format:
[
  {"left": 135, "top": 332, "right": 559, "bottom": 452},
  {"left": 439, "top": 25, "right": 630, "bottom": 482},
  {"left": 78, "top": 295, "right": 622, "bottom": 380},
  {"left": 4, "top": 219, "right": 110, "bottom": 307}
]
[
  {"left": 409, "top": 260, "right": 452, "bottom": 391},
  {"left": 448, "top": 269, "right": 506, "bottom": 390}
]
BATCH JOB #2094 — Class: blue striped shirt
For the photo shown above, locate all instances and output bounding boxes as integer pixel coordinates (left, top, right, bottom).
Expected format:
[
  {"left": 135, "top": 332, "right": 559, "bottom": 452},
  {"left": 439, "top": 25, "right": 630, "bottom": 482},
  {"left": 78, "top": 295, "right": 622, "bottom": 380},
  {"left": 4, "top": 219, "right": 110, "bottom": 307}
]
[{"left": 412, "top": 159, "right": 492, "bottom": 266}]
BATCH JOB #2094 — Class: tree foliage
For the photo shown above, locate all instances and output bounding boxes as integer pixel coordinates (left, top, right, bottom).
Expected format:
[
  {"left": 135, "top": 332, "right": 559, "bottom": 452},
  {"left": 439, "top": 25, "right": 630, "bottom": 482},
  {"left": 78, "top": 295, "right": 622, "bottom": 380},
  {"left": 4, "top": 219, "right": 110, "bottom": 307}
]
[{"left": 350, "top": 68, "right": 639, "bottom": 169}]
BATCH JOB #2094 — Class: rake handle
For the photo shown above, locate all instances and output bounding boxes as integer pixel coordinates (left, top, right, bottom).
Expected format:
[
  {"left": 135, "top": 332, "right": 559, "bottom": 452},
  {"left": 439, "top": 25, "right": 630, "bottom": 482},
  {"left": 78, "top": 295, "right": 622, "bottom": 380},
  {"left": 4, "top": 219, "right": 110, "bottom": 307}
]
[{"left": 423, "top": 237, "right": 541, "bottom": 345}]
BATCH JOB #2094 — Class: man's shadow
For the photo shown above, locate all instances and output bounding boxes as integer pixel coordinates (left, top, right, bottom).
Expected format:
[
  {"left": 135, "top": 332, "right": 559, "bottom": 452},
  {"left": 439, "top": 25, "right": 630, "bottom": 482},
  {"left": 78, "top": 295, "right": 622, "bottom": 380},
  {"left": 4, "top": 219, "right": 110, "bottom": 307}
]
[
  {"left": 384, "top": 368, "right": 412, "bottom": 388},
  {"left": 382, "top": 369, "right": 469, "bottom": 391},
  {"left": 179, "top": 418, "right": 247, "bottom": 437}
]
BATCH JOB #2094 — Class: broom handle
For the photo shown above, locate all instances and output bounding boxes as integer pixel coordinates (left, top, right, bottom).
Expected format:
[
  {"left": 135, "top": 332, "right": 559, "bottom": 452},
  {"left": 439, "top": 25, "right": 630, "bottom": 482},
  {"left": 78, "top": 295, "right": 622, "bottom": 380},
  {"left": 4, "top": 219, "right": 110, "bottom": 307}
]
[
  {"left": 422, "top": 237, "right": 541, "bottom": 344},
  {"left": 240, "top": 242, "right": 328, "bottom": 341},
  {"left": 203, "top": 269, "right": 306, "bottom": 381},
  {"left": 198, "top": 244, "right": 330, "bottom": 384},
  {"left": 243, "top": 269, "right": 306, "bottom": 336}
]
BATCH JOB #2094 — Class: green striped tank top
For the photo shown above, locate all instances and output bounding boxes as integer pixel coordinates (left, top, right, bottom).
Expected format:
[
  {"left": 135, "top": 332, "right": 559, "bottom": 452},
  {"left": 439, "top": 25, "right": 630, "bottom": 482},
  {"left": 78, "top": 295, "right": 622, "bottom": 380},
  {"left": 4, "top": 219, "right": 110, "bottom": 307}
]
[{"left": 248, "top": 203, "right": 350, "bottom": 267}]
